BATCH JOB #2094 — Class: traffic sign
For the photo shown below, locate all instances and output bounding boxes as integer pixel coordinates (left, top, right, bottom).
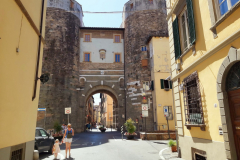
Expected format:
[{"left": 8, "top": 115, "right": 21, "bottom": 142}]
[
  {"left": 163, "top": 106, "right": 169, "bottom": 117},
  {"left": 142, "top": 110, "right": 148, "bottom": 117},
  {"left": 142, "top": 104, "right": 148, "bottom": 111},
  {"left": 65, "top": 107, "right": 71, "bottom": 114}
]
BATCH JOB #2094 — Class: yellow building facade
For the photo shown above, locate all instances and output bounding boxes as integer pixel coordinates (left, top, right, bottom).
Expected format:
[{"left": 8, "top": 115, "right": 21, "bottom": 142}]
[
  {"left": 0, "top": 0, "right": 47, "bottom": 159},
  {"left": 166, "top": 0, "right": 240, "bottom": 159},
  {"left": 148, "top": 37, "right": 175, "bottom": 131}
]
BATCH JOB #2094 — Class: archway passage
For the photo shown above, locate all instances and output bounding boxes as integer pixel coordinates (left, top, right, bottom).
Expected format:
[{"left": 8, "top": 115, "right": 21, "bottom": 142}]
[
  {"left": 85, "top": 92, "right": 115, "bottom": 130},
  {"left": 78, "top": 85, "right": 125, "bottom": 132},
  {"left": 226, "top": 61, "right": 240, "bottom": 159}
]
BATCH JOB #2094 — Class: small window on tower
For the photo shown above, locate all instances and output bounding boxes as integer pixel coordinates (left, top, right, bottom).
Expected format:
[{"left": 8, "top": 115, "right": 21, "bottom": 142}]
[
  {"left": 149, "top": 0, "right": 153, "bottom": 4},
  {"left": 130, "top": 3, "right": 133, "bottom": 9},
  {"left": 141, "top": 46, "right": 147, "bottom": 51}
]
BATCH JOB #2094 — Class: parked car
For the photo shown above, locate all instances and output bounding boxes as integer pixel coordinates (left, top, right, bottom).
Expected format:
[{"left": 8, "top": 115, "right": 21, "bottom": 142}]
[{"left": 35, "top": 127, "right": 54, "bottom": 153}]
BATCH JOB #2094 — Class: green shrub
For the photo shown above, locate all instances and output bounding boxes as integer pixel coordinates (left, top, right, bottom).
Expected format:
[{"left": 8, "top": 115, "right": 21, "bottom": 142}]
[
  {"left": 53, "top": 121, "right": 62, "bottom": 133},
  {"left": 124, "top": 118, "right": 136, "bottom": 134},
  {"left": 168, "top": 139, "right": 176, "bottom": 147}
]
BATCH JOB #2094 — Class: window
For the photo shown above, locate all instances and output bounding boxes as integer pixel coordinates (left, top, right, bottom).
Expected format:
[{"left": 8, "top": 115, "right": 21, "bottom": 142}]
[
  {"left": 149, "top": 0, "right": 153, "bottom": 4},
  {"left": 84, "top": 53, "right": 90, "bottom": 62},
  {"left": 183, "top": 72, "right": 204, "bottom": 125},
  {"left": 179, "top": 8, "right": 190, "bottom": 52},
  {"left": 115, "top": 54, "right": 120, "bottom": 62},
  {"left": 114, "top": 35, "right": 121, "bottom": 43},
  {"left": 160, "top": 79, "right": 172, "bottom": 91},
  {"left": 141, "top": 46, "right": 147, "bottom": 51},
  {"left": 130, "top": 3, "right": 133, "bottom": 9},
  {"left": 172, "top": 0, "right": 196, "bottom": 59},
  {"left": 35, "top": 129, "right": 41, "bottom": 137},
  {"left": 143, "top": 81, "right": 150, "bottom": 91},
  {"left": 216, "top": 0, "right": 239, "bottom": 16},
  {"left": 39, "top": 130, "right": 47, "bottom": 137},
  {"left": 11, "top": 149, "right": 23, "bottom": 160},
  {"left": 84, "top": 34, "right": 91, "bottom": 42}
]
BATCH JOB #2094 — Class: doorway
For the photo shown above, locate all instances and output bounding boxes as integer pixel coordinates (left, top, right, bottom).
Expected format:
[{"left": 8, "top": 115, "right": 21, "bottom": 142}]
[{"left": 226, "top": 61, "right": 240, "bottom": 159}]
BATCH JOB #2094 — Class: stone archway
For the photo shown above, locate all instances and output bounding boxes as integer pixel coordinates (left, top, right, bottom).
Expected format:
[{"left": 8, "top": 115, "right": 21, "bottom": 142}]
[
  {"left": 216, "top": 47, "right": 240, "bottom": 160},
  {"left": 77, "top": 85, "right": 125, "bottom": 132}
]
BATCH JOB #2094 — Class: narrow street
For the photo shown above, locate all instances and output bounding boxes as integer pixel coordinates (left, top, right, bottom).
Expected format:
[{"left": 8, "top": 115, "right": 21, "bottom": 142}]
[{"left": 39, "top": 128, "right": 170, "bottom": 160}]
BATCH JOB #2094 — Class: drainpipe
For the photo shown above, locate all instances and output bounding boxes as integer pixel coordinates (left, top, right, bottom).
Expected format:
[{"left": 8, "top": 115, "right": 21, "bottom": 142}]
[
  {"left": 170, "top": 68, "right": 179, "bottom": 157},
  {"left": 123, "top": 29, "right": 126, "bottom": 122},
  {"left": 32, "top": 0, "right": 45, "bottom": 101}
]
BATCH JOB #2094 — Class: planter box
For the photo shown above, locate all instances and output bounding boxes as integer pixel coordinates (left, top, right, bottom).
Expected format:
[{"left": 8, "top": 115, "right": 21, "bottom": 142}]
[
  {"left": 125, "top": 135, "right": 135, "bottom": 139},
  {"left": 140, "top": 132, "right": 176, "bottom": 140},
  {"left": 171, "top": 146, "right": 177, "bottom": 152},
  {"left": 99, "top": 129, "right": 106, "bottom": 132}
]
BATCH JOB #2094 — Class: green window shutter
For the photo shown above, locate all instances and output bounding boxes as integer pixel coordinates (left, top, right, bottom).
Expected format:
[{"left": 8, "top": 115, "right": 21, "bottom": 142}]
[
  {"left": 160, "top": 79, "right": 164, "bottom": 89},
  {"left": 186, "top": 0, "right": 196, "bottom": 44},
  {"left": 172, "top": 18, "right": 181, "bottom": 60},
  {"left": 151, "top": 80, "right": 154, "bottom": 91},
  {"left": 169, "top": 81, "right": 172, "bottom": 89}
]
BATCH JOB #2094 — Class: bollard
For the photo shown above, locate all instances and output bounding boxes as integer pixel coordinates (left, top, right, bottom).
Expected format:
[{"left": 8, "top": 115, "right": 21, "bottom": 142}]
[{"left": 33, "top": 150, "right": 39, "bottom": 160}]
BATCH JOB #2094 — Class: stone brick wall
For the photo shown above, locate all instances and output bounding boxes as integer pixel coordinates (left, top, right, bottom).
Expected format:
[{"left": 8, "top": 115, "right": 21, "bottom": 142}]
[
  {"left": 124, "top": 9, "right": 168, "bottom": 131},
  {"left": 37, "top": 7, "right": 82, "bottom": 130}
]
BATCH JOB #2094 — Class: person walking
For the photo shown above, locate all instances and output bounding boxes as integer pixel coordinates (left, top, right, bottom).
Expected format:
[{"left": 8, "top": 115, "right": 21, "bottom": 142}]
[
  {"left": 62, "top": 123, "right": 74, "bottom": 159},
  {"left": 52, "top": 139, "right": 62, "bottom": 160}
]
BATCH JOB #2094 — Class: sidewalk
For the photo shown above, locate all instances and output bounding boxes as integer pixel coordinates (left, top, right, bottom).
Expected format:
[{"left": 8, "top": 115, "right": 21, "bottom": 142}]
[{"left": 160, "top": 147, "right": 185, "bottom": 160}]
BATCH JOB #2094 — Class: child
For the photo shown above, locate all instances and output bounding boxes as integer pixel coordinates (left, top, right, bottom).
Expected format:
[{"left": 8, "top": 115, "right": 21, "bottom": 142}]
[{"left": 52, "top": 139, "right": 62, "bottom": 159}]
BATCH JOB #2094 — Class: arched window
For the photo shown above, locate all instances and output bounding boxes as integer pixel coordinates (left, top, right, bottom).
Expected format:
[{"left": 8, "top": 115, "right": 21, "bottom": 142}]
[{"left": 226, "top": 61, "right": 240, "bottom": 91}]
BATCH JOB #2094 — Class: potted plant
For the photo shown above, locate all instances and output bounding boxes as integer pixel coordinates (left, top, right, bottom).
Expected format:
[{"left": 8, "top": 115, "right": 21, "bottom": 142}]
[
  {"left": 99, "top": 125, "right": 106, "bottom": 132},
  {"left": 168, "top": 139, "right": 177, "bottom": 152},
  {"left": 124, "top": 118, "right": 137, "bottom": 139},
  {"left": 53, "top": 121, "right": 63, "bottom": 140}
]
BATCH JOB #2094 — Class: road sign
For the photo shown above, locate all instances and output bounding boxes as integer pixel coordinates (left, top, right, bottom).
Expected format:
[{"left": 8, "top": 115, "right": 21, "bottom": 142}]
[
  {"left": 142, "top": 104, "right": 148, "bottom": 111},
  {"left": 65, "top": 108, "right": 71, "bottom": 114},
  {"left": 163, "top": 106, "right": 169, "bottom": 117},
  {"left": 38, "top": 108, "right": 46, "bottom": 111},
  {"left": 142, "top": 110, "right": 148, "bottom": 117}
]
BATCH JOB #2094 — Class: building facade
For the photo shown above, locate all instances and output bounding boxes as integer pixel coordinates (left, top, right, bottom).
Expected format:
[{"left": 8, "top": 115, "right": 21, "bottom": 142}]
[
  {"left": 79, "top": 27, "right": 125, "bottom": 131},
  {"left": 0, "top": 0, "right": 47, "bottom": 159},
  {"left": 166, "top": 0, "right": 240, "bottom": 159},
  {"left": 123, "top": 0, "right": 168, "bottom": 131},
  {"left": 148, "top": 37, "right": 175, "bottom": 131}
]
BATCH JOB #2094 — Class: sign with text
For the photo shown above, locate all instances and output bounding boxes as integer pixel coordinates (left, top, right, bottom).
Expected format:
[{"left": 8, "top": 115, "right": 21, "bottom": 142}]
[
  {"left": 65, "top": 108, "right": 71, "bottom": 114},
  {"left": 142, "top": 110, "right": 148, "bottom": 117},
  {"left": 163, "top": 106, "right": 169, "bottom": 117},
  {"left": 142, "top": 104, "right": 148, "bottom": 111}
]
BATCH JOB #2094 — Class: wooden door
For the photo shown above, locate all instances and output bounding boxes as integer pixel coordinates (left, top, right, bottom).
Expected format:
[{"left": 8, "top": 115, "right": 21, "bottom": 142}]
[{"left": 228, "top": 89, "right": 240, "bottom": 159}]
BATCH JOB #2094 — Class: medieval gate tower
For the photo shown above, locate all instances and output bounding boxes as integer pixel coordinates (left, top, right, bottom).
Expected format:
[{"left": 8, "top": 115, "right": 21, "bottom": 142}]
[
  {"left": 123, "top": 0, "right": 168, "bottom": 131},
  {"left": 38, "top": 0, "right": 168, "bottom": 132}
]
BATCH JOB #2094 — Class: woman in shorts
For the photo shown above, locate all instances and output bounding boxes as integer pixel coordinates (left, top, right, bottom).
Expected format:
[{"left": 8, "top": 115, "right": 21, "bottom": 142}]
[{"left": 62, "top": 123, "right": 74, "bottom": 159}]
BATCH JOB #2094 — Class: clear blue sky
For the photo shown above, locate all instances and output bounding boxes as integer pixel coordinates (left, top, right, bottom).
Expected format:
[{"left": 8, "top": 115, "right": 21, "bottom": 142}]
[{"left": 76, "top": 0, "right": 129, "bottom": 27}]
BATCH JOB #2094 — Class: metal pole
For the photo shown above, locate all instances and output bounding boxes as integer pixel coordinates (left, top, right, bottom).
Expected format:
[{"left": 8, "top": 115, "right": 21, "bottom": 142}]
[
  {"left": 44, "top": 110, "right": 46, "bottom": 129},
  {"left": 68, "top": 114, "right": 69, "bottom": 124},
  {"left": 145, "top": 117, "right": 146, "bottom": 131},
  {"left": 167, "top": 117, "right": 170, "bottom": 139}
]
